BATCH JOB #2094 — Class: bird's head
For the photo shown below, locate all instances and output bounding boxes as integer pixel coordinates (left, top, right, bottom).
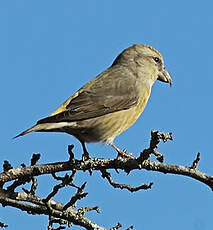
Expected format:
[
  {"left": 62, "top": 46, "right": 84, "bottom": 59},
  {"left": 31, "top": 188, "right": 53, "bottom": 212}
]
[{"left": 112, "top": 44, "right": 172, "bottom": 86}]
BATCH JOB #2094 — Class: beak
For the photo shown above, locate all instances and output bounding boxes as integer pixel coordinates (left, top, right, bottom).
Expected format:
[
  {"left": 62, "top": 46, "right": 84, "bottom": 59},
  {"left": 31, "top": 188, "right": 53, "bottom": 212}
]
[{"left": 157, "top": 67, "right": 172, "bottom": 86}]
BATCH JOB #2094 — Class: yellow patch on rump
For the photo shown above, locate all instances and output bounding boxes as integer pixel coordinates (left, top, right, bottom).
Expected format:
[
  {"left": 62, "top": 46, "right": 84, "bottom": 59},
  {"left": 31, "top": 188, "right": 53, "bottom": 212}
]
[{"left": 49, "top": 92, "right": 79, "bottom": 116}]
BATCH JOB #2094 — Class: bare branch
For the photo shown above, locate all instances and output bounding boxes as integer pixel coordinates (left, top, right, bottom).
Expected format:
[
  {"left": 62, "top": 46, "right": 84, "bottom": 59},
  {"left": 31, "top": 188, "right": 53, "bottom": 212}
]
[
  {"left": 0, "top": 189, "right": 106, "bottom": 230},
  {"left": 44, "top": 174, "right": 72, "bottom": 202},
  {"left": 1, "top": 155, "right": 212, "bottom": 190},
  {"left": 101, "top": 169, "right": 153, "bottom": 191},
  {"left": 63, "top": 182, "right": 88, "bottom": 210},
  {"left": 1, "top": 130, "right": 212, "bottom": 229}
]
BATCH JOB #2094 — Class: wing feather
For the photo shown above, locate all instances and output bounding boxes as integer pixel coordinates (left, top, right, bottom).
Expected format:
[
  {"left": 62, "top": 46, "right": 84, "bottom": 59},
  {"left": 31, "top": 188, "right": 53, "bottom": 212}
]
[
  {"left": 37, "top": 66, "right": 139, "bottom": 124},
  {"left": 37, "top": 91, "right": 138, "bottom": 124}
]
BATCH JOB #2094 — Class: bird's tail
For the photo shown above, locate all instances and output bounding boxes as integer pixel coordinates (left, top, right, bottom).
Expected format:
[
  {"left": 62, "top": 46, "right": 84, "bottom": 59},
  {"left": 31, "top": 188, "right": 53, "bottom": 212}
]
[{"left": 13, "top": 123, "right": 51, "bottom": 139}]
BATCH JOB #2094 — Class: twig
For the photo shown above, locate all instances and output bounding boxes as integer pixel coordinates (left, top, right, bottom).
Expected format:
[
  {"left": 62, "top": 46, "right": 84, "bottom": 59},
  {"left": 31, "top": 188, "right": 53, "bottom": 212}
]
[
  {"left": 109, "top": 223, "right": 122, "bottom": 230},
  {"left": 150, "top": 130, "right": 173, "bottom": 148},
  {"left": 139, "top": 130, "right": 173, "bottom": 163},
  {"left": 68, "top": 145, "right": 75, "bottom": 162},
  {"left": 0, "top": 189, "right": 106, "bottom": 230},
  {"left": 63, "top": 182, "right": 88, "bottom": 210},
  {"left": 190, "top": 152, "right": 201, "bottom": 169},
  {"left": 101, "top": 170, "right": 153, "bottom": 192},
  {"left": 0, "top": 221, "right": 8, "bottom": 228},
  {"left": 44, "top": 174, "right": 71, "bottom": 202},
  {"left": 48, "top": 215, "right": 70, "bottom": 230},
  {"left": 77, "top": 206, "right": 101, "bottom": 215}
]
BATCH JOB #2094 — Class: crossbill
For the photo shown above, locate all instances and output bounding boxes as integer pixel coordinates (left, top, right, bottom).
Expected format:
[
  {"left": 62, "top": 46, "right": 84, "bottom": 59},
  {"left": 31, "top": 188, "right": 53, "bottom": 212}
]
[{"left": 15, "top": 44, "right": 172, "bottom": 159}]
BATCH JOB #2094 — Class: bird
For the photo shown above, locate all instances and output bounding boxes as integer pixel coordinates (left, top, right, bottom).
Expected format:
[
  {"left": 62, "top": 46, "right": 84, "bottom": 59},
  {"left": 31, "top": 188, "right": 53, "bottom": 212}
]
[{"left": 14, "top": 44, "right": 172, "bottom": 159}]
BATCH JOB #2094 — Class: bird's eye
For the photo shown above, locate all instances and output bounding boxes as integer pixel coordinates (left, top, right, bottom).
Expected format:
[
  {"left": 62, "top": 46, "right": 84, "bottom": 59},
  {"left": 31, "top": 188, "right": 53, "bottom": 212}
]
[{"left": 153, "top": 57, "right": 160, "bottom": 63}]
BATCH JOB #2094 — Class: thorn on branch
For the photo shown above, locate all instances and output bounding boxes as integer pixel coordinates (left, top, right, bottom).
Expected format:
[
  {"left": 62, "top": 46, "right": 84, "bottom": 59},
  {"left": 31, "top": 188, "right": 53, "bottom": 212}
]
[
  {"left": 88, "top": 168, "right": 93, "bottom": 176},
  {"left": 31, "top": 154, "right": 41, "bottom": 166},
  {"left": 0, "top": 221, "right": 8, "bottom": 228},
  {"left": 3, "top": 161, "right": 13, "bottom": 172},
  {"left": 80, "top": 182, "right": 86, "bottom": 190},
  {"left": 109, "top": 222, "right": 122, "bottom": 230},
  {"left": 152, "top": 150, "right": 164, "bottom": 163},
  {"left": 115, "top": 169, "right": 119, "bottom": 174},
  {"left": 190, "top": 152, "right": 201, "bottom": 169},
  {"left": 101, "top": 169, "right": 153, "bottom": 192}
]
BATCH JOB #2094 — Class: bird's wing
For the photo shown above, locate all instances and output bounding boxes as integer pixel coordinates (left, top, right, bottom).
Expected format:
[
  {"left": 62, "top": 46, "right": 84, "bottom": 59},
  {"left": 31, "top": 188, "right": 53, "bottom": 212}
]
[
  {"left": 37, "top": 90, "right": 138, "bottom": 124},
  {"left": 37, "top": 67, "right": 139, "bottom": 124}
]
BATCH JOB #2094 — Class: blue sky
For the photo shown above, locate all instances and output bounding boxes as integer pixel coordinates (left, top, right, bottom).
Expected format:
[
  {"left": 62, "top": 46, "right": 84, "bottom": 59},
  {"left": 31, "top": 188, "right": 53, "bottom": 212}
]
[{"left": 1, "top": 1, "right": 213, "bottom": 229}]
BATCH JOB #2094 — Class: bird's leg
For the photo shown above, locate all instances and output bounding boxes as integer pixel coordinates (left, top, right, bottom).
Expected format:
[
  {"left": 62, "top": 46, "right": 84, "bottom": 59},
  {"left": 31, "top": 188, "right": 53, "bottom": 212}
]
[
  {"left": 80, "top": 141, "right": 91, "bottom": 161},
  {"left": 110, "top": 142, "right": 133, "bottom": 159}
]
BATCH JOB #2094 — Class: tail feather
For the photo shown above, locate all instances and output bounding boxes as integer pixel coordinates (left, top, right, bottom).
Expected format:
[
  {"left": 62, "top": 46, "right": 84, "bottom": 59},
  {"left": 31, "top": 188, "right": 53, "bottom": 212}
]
[
  {"left": 14, "top": 122, "right": 72, "bottom": 139},
  {"left": 14, "top": 124, "right": 47, "bottom": 139}
]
